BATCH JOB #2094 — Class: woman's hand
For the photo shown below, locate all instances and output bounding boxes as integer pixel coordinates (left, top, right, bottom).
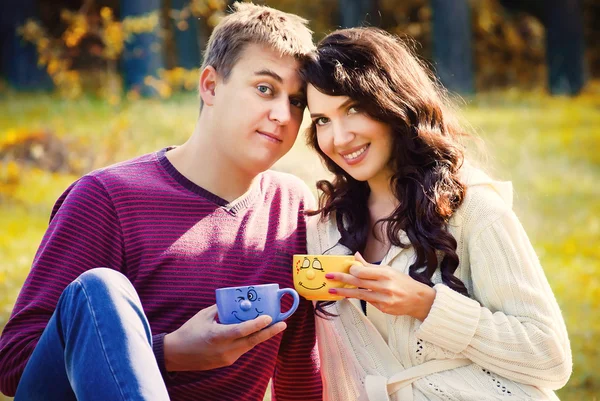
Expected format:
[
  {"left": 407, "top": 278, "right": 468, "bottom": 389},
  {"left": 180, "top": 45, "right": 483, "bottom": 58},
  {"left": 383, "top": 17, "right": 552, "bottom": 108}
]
[{"left": 326, "top": 252, "right": 436, "bottom": 321}]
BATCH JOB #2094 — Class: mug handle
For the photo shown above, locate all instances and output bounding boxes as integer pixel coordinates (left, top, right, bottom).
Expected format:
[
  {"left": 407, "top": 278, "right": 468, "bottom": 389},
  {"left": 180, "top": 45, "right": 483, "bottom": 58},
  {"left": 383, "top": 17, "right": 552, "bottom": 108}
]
[{"left": 277, "top": 288, "right": 300, "bottom": 322}]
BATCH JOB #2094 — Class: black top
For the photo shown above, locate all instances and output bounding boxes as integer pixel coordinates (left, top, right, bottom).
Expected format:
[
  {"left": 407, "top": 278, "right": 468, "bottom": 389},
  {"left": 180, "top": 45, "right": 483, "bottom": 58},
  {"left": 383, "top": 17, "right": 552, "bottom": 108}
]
[{"left": 360, "top": 261, "right": 381, "bottom": 315}]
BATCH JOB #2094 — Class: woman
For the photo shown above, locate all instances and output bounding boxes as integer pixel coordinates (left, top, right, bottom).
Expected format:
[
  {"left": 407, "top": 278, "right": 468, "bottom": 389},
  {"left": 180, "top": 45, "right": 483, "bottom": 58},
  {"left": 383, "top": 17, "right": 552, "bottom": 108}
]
[{"left": 302, "top": 27, "right": 571, "bottom": 401}]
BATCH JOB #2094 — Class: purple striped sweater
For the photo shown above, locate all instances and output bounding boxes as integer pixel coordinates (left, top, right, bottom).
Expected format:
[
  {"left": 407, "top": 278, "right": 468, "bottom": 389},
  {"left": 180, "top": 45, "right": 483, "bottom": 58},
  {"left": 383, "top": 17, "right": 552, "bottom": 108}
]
[{"left": 0, "top": 148, "right": 322, "bottom": 400}]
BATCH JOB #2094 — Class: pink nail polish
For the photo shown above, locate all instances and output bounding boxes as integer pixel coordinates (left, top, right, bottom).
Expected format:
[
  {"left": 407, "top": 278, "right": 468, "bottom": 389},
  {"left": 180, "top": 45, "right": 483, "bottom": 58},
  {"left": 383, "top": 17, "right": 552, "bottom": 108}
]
[
  {"left": 328, "top": 288, "right": 337, "bottom": 294},
  {"left": 325, "top": 273, "right": 334, "bottom": 279}
]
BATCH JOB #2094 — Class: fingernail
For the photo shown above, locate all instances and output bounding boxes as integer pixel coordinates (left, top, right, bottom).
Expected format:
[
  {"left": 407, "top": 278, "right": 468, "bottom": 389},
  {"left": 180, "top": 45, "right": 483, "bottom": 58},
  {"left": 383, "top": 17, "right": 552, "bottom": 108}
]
[
  {"left": 325, "top": 273, "right": 334, "bottom": 279},
  {"left": 328, "top": 288, "right": 337, "bottom": 294}
]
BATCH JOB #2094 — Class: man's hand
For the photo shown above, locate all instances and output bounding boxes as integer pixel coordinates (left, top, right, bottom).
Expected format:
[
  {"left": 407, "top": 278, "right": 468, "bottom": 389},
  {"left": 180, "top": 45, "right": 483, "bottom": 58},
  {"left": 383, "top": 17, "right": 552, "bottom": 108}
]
[{"left": 163, "top": 304, "right": 286, "bottom": 372}]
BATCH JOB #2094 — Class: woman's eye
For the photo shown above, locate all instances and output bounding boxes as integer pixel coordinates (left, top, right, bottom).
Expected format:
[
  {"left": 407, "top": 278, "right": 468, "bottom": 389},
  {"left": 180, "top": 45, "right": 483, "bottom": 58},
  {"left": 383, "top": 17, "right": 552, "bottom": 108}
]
[
  {"left": 314, "top": 117, "right": 330, "bottom": 126},
  {"left": 348, "top": 106, "right": 360, "bottom": 114},
  {"left": 257, "top": 85, "right": 273, "bottom": 95}
]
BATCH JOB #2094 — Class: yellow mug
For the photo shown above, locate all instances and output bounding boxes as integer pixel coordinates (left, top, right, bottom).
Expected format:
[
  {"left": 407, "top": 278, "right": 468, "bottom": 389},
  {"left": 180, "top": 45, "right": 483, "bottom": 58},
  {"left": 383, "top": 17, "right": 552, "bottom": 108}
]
[{"left": 292, "top": 254, "right": 360, "bottom": 301}]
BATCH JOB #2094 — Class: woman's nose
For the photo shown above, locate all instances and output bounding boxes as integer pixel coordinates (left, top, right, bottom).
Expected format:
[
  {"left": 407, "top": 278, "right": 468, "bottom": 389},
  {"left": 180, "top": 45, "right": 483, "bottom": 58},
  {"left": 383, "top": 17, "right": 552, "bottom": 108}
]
[{"left": 332, "top": 121, "right": 354, "bottom": 147}]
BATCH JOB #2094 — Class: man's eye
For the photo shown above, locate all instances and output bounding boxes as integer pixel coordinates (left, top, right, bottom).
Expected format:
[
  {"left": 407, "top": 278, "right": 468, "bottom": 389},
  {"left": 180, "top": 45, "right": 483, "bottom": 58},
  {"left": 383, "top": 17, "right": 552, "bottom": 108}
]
[
  {"left": 290, "top": 98, "right": 306, "bottom": 109},
  {"left": 257, "top": 85, "right": 273, "bottom": 95},
  {"left": 314, "top": 117, "right": 330, "bottom": 126}
]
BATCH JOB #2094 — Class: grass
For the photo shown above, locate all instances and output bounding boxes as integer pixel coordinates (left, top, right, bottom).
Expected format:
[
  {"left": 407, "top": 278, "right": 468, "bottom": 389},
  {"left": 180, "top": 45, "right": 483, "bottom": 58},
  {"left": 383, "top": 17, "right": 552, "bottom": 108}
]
[{"left": 0, "top": 90, "right": 599, "bottom": 400}]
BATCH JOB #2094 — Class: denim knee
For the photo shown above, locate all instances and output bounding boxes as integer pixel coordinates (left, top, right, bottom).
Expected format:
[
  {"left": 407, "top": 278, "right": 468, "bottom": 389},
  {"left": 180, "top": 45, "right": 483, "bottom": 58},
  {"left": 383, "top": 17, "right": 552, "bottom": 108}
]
[
  {"left": 72, "top": 268, "right": 138, "bottom": 300},
  {"left": 75, "top": 267, "right": 129, "bottom": 289},
  {"left": 61, "top": 267, "right": 151, "bottom": 341}
]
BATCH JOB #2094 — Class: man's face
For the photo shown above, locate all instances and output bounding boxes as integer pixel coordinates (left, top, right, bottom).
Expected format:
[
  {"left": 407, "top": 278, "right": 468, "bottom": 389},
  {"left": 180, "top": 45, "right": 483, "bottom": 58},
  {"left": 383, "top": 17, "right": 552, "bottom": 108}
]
[{"left": 209, "top": 43, "right": 306, "bottom": 177}]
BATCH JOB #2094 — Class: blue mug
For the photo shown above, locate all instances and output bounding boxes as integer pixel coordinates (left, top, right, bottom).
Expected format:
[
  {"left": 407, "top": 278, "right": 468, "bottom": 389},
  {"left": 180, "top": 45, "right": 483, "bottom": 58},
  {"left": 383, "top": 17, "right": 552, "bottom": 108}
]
[{"left": 215, "top": 284, "right": 300, "bottom": 325}]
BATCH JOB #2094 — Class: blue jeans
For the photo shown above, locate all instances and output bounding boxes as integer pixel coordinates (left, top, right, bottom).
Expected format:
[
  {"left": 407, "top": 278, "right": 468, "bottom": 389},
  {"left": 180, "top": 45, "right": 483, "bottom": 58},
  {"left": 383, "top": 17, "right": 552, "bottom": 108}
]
[{"left": 15, "top": 268, "right": 170, "bottom": 401}]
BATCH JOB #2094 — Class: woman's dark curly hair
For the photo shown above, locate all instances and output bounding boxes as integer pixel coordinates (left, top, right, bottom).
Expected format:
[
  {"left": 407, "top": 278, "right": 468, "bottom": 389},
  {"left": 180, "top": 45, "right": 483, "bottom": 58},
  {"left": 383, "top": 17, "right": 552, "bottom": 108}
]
[{"left": 301, "top": 28, "right": 469, "bottom": 315}]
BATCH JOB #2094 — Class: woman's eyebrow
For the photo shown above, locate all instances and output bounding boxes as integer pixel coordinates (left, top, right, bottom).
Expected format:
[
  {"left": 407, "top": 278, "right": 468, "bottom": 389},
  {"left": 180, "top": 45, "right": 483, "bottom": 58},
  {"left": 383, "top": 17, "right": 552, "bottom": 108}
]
[{"left": 310, "top": 98, "right": 354, "bottom": 118}]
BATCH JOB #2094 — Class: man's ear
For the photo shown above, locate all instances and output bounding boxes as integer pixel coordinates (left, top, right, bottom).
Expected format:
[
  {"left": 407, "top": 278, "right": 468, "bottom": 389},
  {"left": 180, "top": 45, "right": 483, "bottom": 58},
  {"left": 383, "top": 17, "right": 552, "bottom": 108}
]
[{"left": 198, "top": 66, "right": 219, "bottom": 106}]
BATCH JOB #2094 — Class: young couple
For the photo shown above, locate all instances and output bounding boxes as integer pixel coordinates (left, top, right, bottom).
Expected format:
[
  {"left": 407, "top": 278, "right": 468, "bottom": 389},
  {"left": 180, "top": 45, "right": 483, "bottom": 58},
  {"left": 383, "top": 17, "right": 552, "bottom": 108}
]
[{"left": 0, "top": 3, "right": 571, "bottom": 401}]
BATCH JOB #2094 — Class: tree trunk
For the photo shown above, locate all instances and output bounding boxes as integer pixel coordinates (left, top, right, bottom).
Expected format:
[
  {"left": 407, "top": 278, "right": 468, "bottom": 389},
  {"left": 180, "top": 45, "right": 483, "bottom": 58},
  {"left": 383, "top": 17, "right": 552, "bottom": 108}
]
[
  {"left": 431, "top": 0, "right": 474, "bottom": 94},
  {"left": 545, "top": 0, "right": 586, "bottom": 95},
  {"left": 339, "top": 0, "right": 373, "bottom": 28},
  {"left": 120, "top": 0, "right": 164, "bottom": 96},
  {"left": 500, "top": 0, "right": 586, "bottom": 95},
  {"left": 171, "top": 0, "right": 201, "bottom": 70},
  {"left": 0, "top": 0, "right": 52, "bottom": 90}
]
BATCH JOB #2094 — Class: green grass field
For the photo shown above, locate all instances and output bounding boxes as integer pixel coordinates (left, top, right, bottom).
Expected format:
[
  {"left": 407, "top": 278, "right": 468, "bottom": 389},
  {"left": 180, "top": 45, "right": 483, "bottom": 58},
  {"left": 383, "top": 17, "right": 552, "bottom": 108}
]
[{"left": 0, "top": 91, "right": 598, "bottom": 400}]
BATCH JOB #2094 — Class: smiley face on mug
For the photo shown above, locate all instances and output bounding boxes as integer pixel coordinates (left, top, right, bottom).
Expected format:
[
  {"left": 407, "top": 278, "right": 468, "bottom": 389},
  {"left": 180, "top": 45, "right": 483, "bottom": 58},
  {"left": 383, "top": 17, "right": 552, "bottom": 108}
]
[
  {"left": 292, "top": 255, "right": 358, "bottom": 301},
  {"left": 215, "top": 283, "right": 299, "bottom": 325},
  {"left": 231, "top": 286, "right": 264, "bottom": 322},
  {"left": 296, "top": 257, "right": 326, "bottom": 291}
]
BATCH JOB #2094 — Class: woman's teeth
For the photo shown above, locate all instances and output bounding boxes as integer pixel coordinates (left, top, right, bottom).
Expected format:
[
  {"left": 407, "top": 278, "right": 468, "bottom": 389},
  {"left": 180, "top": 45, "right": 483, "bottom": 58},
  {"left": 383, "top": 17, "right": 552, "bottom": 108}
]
[{"left": 343, "top": 145, "right": 368, "bottom": 160}]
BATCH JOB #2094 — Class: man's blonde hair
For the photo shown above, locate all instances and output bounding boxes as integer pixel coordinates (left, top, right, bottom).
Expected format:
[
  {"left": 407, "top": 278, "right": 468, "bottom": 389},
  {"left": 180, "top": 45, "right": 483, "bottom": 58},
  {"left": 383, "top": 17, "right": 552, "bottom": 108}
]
[{"left": 201, "top": 2, "right": 315, "bottom": 79}]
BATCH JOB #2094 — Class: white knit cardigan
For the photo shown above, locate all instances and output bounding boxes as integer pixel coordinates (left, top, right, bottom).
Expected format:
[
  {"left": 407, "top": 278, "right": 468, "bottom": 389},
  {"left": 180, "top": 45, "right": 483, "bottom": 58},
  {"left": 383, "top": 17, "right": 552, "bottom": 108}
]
[{"left": 307, "top": 165, "right": 572, "bottom": 401}]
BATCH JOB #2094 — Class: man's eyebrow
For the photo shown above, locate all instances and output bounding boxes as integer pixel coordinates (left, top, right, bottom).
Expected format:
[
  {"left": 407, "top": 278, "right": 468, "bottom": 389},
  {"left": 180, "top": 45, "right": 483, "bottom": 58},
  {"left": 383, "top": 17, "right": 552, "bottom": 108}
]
[
  {"left": 290, "top": 88, "right": 306, "bottom": 99},
  {"left": 255, "top": 69, "right": 305, "bottom": 99},
  {"left": 310, "top": 98, "right": 353, "bottom": 118},
  {"left": 254, "top": 69, "right": 283, "bottom": 83}
]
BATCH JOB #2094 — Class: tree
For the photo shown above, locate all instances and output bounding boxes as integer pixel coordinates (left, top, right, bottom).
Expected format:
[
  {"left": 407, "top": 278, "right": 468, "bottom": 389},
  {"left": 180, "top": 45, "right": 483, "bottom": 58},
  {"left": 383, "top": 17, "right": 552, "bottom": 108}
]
[
  {"left": 431, "top": 0, "right": 474, "bottom": 94},
  {"left": 0, "top": 0, "right": 52, "bottom": 90},
  {"left": 500, "top": 0, "right": 586, "bottom": 95},
  {"left": 339, "top": 0, "right": 374, "bottom": 28},
  {"left": 171, "top": 0, "right": 202, "bottom": 69},
  {"left": 120, "top": 0, "right": 164, "bottom": 96}
]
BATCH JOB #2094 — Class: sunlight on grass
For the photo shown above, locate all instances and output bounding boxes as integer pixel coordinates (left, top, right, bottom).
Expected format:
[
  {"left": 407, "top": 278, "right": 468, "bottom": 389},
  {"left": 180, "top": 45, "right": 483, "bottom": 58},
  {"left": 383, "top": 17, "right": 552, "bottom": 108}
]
[{"left": 0, "top": 91, "right": 598, "bottom": 400}]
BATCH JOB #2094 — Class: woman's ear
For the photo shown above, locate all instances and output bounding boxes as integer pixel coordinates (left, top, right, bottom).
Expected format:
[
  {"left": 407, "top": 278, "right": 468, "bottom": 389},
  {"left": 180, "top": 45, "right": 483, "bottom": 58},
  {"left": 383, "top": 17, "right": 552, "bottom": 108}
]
[{"left": 198, "top": 66, "right": 218, "bottom": 106}]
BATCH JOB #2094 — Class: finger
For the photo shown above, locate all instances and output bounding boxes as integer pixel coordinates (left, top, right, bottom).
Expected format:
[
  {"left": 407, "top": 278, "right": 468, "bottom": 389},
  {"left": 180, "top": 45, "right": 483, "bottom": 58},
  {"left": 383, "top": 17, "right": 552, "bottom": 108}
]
[
  {"left": 200, "top": 304, "right": 219, "bottom": 322},
  {"left": 331, "top": 287, "right": 384, "bottom": 303},
  {"left": 325, "top": 271, "right": 355, "bottom": 283},
  {"left": 196, "top": 305, "right": 218, "bottom": 324},
  {"left": 349, "top": 264, "right": 388, "bottom": 281},
  {"left": 220, "top": 315, "right": 273, "bottom": 340},
  {"left": 325, "top": 272, "right": 368, "bottom": 288},
  {"left": 354, "top": 251, "right": 370, "bottom": 266},
  {"left": 242, "top": 321, "right": 287, "bottom": 350}
]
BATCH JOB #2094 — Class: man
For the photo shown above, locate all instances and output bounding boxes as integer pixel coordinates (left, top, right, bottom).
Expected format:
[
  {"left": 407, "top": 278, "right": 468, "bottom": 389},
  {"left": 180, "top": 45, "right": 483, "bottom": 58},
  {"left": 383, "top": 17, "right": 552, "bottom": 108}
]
[{"left": 0, "top": 3, "right": 322, "bottom": 400}]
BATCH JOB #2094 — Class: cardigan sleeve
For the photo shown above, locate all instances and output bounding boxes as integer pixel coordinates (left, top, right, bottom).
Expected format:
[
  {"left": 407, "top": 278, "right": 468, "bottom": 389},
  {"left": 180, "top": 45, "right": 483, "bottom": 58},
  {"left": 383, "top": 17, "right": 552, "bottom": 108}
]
[{"left": 415, "top": 208, "right": 572, "bottom": 390}]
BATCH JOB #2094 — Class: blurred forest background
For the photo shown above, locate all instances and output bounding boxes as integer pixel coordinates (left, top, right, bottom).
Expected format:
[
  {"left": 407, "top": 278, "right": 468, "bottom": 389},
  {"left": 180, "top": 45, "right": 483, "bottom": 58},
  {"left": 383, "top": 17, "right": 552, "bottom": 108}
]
[{"left": 0, "top": 0, "right": 599, "bottom": 400}]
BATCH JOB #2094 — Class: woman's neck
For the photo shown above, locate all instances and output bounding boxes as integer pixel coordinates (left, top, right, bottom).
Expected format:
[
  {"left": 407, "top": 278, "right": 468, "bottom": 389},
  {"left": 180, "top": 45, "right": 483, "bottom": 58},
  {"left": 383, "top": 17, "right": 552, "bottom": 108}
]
[
  {"left": 367, "top": 173, "right": 398, "bottom": 221},
  {"left": 364, "top": 175, "right": 398, "bottom": 262}
]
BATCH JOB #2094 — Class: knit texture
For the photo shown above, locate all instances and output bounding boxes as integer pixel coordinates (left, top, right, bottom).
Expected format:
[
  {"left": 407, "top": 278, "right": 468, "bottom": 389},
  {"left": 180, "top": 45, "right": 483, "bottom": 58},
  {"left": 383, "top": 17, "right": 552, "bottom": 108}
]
[
  {"left": 0, "top": 148, "right": 322, "bottom": 400},
  {"left": 308, "top": 164, "right": 571, "bottom": 401}
]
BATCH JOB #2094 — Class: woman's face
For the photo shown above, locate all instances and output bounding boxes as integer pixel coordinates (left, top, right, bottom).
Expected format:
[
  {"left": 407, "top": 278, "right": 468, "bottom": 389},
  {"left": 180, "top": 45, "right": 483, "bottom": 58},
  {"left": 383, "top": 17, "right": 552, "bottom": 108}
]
[{"left": 307, "top": 85, "right": 394, "bottom": 185}]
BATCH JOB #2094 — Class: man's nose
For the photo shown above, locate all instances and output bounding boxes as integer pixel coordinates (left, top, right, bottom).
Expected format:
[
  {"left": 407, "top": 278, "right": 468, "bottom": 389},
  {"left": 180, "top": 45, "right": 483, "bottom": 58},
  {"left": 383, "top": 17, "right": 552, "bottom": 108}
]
[{"left": 269, "top": 97, "right": 291, "bottom": 125}]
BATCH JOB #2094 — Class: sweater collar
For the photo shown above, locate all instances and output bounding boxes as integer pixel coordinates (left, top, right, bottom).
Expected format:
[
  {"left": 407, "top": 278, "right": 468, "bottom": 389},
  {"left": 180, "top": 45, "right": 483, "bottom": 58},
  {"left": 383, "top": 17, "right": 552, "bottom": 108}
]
[
  {"left": 459, "top": 161, "right": 513, "bottom": 209},
  {"left": 156, "top": 147, "right": 260, "bottom": 214}
]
